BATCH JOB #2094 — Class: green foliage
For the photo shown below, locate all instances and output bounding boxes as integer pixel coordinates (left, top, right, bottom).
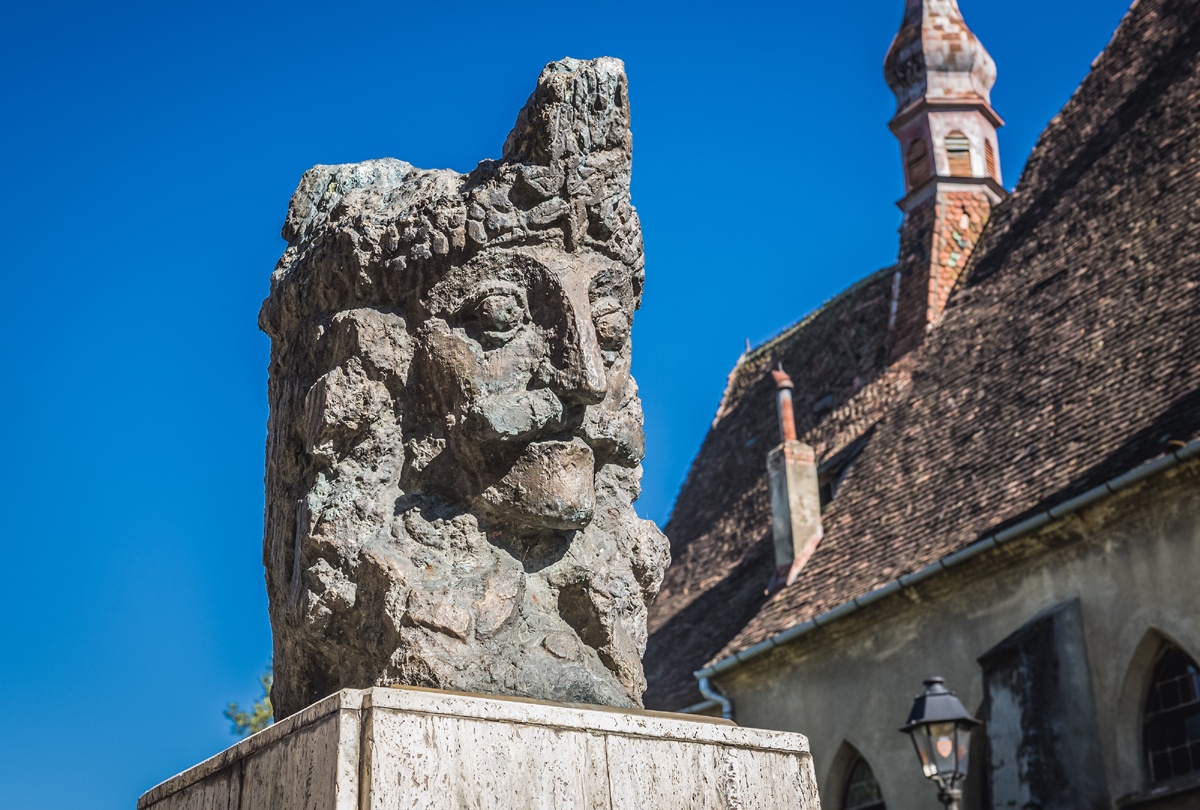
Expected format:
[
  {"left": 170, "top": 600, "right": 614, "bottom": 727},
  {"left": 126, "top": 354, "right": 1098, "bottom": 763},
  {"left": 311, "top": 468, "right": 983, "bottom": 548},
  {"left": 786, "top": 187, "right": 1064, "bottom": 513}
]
[{"left": 225, "top": 668, "right": 274, "bottom": 737}]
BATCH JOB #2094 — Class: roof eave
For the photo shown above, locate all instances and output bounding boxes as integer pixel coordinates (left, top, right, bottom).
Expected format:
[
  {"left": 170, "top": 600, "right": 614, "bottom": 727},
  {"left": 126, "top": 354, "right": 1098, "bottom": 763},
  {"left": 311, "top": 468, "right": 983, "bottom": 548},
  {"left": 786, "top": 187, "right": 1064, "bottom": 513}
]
[{"left": 692, "top": 436, "right": 1200, "bottom": 685}]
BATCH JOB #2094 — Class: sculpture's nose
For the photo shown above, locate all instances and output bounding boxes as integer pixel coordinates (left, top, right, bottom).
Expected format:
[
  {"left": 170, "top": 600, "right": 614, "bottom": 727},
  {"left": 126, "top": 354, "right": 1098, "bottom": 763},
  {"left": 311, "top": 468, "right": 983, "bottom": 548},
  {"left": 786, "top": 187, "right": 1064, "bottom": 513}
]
[{"left": 543, "top": 291, "right": 608, "bottom": 406}]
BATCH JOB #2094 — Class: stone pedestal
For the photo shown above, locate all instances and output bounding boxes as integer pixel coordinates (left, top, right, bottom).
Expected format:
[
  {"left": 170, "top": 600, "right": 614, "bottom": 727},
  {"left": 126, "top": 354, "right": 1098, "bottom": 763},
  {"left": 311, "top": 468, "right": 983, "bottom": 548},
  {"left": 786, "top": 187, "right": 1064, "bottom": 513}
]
[{"left": 139, "top": 687, "right": 820, "bottom": 809}]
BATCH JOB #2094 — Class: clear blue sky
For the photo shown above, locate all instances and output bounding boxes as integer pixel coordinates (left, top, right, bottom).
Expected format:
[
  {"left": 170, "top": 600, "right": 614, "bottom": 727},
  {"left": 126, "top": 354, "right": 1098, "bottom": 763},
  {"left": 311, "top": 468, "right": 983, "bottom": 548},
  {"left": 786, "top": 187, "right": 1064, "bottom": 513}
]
[{"left": 0, "top": 0, "right": 1132, "bottom": 806}]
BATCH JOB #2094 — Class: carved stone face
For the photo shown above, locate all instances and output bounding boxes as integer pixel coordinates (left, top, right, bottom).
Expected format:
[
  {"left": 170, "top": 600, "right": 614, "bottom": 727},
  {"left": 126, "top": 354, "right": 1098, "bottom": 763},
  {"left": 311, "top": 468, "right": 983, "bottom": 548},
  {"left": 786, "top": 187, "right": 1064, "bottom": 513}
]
[
  {"left": 262, "top": 58, "right": 670, "bottom": 718},
  {"left": 409, "top": 246, "right": 642, "bottom": 533}
]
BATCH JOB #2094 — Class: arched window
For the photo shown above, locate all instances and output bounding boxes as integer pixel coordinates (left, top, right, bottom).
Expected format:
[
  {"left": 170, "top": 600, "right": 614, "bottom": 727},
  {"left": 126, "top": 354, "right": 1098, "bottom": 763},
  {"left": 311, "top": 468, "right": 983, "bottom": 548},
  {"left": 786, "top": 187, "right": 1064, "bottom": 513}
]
[
  {"left": 843, "top": 757, "right": 887, "bottom": 810},
  {"left": 984, "top": 139, "right": 998, "bottom": 180},
  {"left": 907, "top": 140, "right": 932, "bottom": 189},
  {"left": 1145, "top": 646, "right": 1200, "bottom": 783},
  {"left": 945, "top": 132, "right": 972, "bottom": 177}
]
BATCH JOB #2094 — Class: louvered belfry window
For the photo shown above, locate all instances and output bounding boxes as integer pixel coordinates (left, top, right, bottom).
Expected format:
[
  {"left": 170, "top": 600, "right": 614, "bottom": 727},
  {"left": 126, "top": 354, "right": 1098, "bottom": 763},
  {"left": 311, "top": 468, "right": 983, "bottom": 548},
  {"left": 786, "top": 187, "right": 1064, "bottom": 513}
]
[
  {"left": 843, "top": 757, "right": 887, "bottom": 810},
  {"left": 1145, "top": 647, "right": 1200, "bottom": 783},
  {"left": 946, "top": 132, "right": 972, "bottom": 176},
  {"left": 907, "top": 139, "right": 932, "bottom": 189},
  {"left": 984, "top": 139, "right": 998, "bottom": 180}
]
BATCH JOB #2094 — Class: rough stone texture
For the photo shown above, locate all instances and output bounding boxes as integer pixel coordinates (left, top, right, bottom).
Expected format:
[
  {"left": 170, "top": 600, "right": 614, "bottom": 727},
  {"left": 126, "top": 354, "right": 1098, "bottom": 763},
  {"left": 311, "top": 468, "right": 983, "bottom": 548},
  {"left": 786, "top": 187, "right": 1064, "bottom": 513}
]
[
  {"left": 138, "top": 688, "right": 821, "bottom": 810},
  {"left": 260, "top": 57, "right": 669, "bottom": 719}
]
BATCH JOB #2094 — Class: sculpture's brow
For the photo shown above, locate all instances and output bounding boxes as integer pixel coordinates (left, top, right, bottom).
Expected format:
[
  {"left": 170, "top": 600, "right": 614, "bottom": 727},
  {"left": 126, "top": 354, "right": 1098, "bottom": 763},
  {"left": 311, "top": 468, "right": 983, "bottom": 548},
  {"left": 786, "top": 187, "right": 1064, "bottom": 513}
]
[{"left": 463, "top": 279, "right": 526, "bottom": 309}]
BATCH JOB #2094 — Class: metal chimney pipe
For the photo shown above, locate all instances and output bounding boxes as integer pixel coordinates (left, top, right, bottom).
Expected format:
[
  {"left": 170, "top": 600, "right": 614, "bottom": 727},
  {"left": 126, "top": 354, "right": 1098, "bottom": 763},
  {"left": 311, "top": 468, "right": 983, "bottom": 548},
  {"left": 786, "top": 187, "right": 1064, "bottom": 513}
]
[{"left": 772, "top": 366, "right": 798, "bottom": 443}]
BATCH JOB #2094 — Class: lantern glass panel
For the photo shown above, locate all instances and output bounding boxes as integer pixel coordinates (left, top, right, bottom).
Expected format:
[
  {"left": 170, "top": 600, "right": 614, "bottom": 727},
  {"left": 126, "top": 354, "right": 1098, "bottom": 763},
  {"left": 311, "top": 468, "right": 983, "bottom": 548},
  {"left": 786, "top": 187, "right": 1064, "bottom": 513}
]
[
  {"left": 929, "top": 722, "right": 959, "bottom": 779},
  {"left": 954, "top": 723, "right": 973, "bottom": 777},
  {"left": 910, "top": 728, "right": 938, "bottom": 778}
]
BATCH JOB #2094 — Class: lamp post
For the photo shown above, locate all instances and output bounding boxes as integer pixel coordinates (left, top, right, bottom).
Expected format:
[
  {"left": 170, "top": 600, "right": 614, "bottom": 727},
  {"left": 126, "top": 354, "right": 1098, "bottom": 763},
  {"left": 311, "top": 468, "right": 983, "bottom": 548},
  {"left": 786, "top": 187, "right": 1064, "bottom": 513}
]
[{"left": 900, "top": 677, "right": 981, "bottom": 810}]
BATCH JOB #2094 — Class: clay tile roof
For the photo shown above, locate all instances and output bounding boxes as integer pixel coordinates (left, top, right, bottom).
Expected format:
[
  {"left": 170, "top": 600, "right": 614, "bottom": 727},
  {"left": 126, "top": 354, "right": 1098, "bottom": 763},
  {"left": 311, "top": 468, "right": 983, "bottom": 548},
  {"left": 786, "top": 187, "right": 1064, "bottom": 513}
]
[{"left": 645, "top": 0, "right": 1200, "bottom": 711}]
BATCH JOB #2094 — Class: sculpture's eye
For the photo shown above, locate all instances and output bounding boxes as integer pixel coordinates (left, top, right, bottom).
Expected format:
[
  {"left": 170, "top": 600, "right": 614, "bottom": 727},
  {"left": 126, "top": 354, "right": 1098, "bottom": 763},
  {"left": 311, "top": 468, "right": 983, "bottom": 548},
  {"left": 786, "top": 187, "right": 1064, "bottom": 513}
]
[
  {"left": 475, "top": 289, "right": 526, "bottom": 337},
  {"left": 593, "top": 302, "right": 630, "bottom": 353}
]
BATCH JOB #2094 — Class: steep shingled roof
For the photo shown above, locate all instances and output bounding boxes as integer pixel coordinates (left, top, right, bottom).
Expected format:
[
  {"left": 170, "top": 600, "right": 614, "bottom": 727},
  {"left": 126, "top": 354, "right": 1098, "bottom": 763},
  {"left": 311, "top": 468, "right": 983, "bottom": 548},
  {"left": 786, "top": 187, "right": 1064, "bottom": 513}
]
[
  {"left": 645, "top": 0, "right": 1200, "bottom": 711},
  {"left": 643, "top": 268, "right": 907, "bottom": 710}
]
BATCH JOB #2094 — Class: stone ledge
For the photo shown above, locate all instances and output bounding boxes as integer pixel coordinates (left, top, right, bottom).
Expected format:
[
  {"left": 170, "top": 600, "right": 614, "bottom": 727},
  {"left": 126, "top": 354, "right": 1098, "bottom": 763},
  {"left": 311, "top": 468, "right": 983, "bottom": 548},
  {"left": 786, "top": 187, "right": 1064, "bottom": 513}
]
[
  {"left": 138, "top": 686, "right": 818, "bottom": 810},
  {"left": 138, "top": 689, "right": 362, "bottom": 808}
]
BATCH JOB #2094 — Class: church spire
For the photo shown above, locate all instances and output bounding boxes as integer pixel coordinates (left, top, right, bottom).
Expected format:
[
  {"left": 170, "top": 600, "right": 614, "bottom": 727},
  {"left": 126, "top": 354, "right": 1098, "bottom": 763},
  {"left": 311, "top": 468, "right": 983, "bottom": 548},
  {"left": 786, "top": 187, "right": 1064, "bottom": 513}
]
[
  {"left": 885, "top": 0, "right": 999, "bottom": 119},
  {"left": 884, "top": 0, "right": 1007, "bottom": 361}
]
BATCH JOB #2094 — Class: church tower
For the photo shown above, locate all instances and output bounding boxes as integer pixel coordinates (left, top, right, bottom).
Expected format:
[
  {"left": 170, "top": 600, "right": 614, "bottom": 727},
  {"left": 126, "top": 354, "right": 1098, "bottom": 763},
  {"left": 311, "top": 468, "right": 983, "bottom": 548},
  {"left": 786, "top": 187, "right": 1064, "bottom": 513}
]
[{"left": 884, "top": 0, "right": 1007, "bottom": 360}]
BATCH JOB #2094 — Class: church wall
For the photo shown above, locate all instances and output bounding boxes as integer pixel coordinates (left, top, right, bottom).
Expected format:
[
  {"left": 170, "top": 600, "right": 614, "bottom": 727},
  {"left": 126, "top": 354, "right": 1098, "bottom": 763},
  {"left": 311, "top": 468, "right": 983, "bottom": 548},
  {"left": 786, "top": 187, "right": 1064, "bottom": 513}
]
[{"left": 709, "top": 459, "right": 1200, "bottom": 810}]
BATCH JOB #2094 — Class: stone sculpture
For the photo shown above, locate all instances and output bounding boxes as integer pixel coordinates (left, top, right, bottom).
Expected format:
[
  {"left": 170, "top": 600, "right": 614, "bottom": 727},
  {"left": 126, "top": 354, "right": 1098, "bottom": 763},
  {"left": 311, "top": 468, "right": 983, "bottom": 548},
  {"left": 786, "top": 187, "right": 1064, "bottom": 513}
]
[{"left": 260, "top": 57, "right": 670, "bottom": 720}]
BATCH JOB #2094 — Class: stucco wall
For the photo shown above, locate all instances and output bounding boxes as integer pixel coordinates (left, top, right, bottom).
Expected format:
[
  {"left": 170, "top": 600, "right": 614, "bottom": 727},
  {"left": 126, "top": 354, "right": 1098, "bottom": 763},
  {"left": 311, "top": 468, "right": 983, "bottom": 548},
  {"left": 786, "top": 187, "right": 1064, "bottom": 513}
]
[{"left": 713, "top": 459, "right": 1200, "bottom": 810}]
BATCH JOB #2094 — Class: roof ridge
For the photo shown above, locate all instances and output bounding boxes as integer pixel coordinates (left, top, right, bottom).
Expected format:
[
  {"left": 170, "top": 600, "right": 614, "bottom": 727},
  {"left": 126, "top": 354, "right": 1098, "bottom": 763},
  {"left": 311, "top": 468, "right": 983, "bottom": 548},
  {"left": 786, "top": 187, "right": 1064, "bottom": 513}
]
[{"left": 742, "top": 265, "right": 897, "bottom": 366}]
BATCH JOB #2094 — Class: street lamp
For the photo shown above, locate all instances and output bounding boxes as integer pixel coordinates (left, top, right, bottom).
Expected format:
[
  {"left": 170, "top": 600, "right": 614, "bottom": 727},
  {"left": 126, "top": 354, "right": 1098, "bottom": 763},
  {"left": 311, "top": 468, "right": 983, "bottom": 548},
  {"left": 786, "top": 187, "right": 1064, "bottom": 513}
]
[{"left": 900, "top": 677, "right": 981, "bottom": 810}]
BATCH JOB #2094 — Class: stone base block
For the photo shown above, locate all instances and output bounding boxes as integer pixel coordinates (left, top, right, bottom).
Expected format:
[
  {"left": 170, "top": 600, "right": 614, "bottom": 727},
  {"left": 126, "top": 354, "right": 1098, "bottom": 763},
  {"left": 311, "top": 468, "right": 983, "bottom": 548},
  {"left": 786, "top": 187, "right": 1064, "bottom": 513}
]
[{"left": 139, "top": 686, "right": 820, "bottom": 809}]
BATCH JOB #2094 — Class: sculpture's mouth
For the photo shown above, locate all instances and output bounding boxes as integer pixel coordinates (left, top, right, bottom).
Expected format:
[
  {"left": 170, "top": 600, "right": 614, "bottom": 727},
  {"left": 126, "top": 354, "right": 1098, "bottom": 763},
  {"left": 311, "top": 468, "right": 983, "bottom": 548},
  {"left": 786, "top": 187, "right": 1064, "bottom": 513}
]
[{"left": 476, "top": 438, "right": 596, "bottom": 531}]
